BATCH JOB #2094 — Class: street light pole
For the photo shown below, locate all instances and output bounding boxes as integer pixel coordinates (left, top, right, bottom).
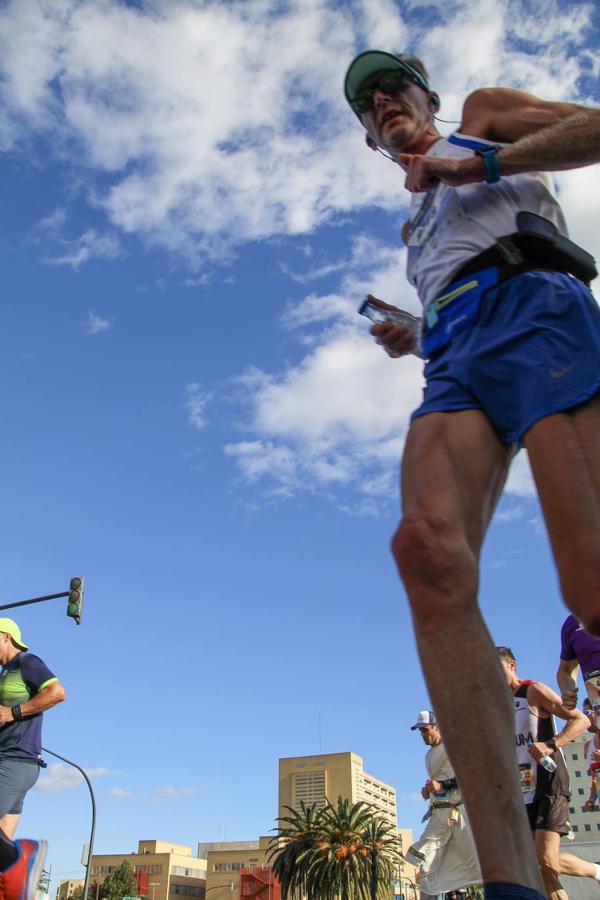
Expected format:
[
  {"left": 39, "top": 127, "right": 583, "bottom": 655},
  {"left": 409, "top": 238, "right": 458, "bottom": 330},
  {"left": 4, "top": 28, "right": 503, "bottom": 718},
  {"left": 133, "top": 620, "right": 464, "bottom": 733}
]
[
  {"left": 149, "top": 882, "right": 159, "bottom": 900},
  {"left": 42, "top": 747, "right": 96, "bottom": 900}
]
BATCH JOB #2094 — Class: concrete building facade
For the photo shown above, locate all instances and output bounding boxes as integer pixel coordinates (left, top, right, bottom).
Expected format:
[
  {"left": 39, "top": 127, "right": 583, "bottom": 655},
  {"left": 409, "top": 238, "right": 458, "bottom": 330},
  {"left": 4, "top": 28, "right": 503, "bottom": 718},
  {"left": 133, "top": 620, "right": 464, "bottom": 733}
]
[
  {"left": 55, "top": 879, "right": 84, "bottom": 900},
  {"left": 278, "top": 752, "right": 397, "bottom": 825},
  {"left": 89, "top": 840, "right": 206, "bottom": 900},
  {"left": 200, "top": 838, "right": 272, "bottom": 900}
]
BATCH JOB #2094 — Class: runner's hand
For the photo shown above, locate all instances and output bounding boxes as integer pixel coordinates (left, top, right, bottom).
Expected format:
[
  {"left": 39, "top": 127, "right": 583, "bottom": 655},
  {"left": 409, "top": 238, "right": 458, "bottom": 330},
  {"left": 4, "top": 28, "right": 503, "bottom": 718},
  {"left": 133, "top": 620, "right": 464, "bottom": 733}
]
[
  {"left": 0, "top": 707, "right": 15, "bottom": 723},
  {"left": 397, "top": 153, "right": 483, "bottom": 192},
  {"left": 529, "top": 741, "right": 554, "bottom": 763},
  {"left": 561, "top": 687, "right": 578, "bottom": 709},
  {"left": 367, "top": 294, "right": 417, "bottom": 358}
]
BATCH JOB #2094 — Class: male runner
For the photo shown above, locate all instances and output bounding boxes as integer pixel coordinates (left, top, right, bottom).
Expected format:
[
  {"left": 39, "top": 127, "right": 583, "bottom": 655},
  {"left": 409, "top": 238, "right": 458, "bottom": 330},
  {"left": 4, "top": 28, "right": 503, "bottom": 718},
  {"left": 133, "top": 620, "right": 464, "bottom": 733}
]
[
  {"left": 0, "top": 618, "right": 66, "bottom": 900},
  {"left": 498, "top": 646, "right": 600, "bottom": 899},
  {"left": 405, "top": 711, "right": 480, "bottom": 897},
  {"left": 343, "top": 47, "right": 600, "bottom": 900}
]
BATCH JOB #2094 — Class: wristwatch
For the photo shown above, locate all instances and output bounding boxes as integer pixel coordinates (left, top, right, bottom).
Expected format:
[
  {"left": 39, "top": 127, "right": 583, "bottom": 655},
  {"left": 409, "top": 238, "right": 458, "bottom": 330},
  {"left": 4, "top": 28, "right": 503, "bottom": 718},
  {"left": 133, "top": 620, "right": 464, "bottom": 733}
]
[
  {"left": 546, "top": 737, "right": 558, "bottom": 752},
  {"left": 475, "top": 145, "right": 502, "bottom": 184}
]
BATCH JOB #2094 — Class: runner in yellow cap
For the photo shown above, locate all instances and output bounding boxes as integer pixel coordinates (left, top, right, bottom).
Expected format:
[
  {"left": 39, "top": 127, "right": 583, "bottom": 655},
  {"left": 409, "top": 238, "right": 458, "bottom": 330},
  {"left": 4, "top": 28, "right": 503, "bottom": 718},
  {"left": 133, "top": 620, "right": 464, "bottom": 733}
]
[{"left": 0, "top": 619, "right": 66, "bottom": 900}]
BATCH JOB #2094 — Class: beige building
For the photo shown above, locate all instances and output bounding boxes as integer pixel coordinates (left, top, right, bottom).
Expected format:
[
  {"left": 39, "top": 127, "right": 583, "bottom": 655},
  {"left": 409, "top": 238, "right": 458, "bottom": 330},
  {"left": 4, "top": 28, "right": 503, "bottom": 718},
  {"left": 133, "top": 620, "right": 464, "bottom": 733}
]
[
  {"left": 200, "top": 838, "right": 274, "bottom": 900},
  {"left": 279, "top": 752, "right": 416, "bottom": 895},
  {"left": 89, "top": 840, "right": 206, "bottom": 900},
  {"left": 56, "top": 879, "right": 84, "bottom": 900},
  {"left": 279, "top": 751, "right": 398, "bottom": 825}
]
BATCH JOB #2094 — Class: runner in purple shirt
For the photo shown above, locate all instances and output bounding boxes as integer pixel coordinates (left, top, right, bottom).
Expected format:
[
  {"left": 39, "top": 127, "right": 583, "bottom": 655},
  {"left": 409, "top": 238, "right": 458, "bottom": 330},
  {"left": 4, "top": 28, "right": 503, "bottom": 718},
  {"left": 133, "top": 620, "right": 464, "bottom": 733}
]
[{"left": 558, "top": 614, "right": 600, "bottom": 711}]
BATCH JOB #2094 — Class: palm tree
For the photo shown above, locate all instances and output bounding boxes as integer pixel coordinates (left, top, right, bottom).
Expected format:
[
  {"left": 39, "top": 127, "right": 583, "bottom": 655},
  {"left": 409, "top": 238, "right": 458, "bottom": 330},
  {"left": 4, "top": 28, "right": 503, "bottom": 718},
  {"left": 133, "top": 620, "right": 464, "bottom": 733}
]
[{"left": 269, "top": 796, "right": 402, "bottom": 900}]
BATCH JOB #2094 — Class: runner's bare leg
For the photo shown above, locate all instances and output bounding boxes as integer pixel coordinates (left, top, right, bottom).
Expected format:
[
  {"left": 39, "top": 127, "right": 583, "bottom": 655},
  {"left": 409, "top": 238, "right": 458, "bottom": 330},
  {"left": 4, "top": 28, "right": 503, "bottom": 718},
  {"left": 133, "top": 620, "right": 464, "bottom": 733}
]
[
  {"left": 525, "top": 396, "right": 600, "bottom": 634},
  {"left": 535, "top": 830, "right": 568, "bottom": 900},
  {"left": 393, "top": 409, "right": 543, "bottom": 890},
  {"left": 559, "top": 853, "right": 597, "bottom": 879}
]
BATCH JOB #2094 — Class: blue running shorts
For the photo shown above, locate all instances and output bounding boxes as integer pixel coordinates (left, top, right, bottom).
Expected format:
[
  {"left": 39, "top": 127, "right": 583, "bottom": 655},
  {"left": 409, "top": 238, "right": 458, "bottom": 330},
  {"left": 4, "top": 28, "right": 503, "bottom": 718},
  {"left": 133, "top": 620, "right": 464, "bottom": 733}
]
[{"left": 411, "top": 270, "right": 600, "bottom": 444}]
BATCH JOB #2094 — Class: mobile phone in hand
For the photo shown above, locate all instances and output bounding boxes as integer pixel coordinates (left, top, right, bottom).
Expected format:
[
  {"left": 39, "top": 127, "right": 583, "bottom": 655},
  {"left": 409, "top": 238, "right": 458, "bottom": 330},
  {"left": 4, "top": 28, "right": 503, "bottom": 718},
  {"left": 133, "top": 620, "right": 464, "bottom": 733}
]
[{"left": 358, "top": 298, "right": 420, "bottom": 333}]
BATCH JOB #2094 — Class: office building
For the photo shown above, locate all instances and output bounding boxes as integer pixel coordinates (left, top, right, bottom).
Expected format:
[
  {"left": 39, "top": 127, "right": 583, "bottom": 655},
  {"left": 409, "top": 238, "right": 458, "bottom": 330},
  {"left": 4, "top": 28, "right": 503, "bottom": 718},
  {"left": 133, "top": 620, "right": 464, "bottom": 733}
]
[
  {"left": 89, "top": 839, "right": 206, "bottom": 900},
  {"left": 279, "top": 751, "right": 397, "bottom": 825}
]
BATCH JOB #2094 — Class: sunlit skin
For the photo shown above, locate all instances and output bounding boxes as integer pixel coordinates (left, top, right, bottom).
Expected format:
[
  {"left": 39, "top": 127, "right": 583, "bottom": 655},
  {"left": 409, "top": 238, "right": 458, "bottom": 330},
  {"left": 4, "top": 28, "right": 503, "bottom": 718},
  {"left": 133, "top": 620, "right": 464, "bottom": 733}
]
[{"left": 360, "top": 81, "right": 440, "bottom": 159}]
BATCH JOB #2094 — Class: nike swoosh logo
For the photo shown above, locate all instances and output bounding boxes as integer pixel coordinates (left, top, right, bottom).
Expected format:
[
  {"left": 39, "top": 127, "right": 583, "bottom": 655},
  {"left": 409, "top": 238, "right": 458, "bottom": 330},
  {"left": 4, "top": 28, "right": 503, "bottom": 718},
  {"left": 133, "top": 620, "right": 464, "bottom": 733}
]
[{"left": 550, "top": 363, "right": 576, "bottom": 379}]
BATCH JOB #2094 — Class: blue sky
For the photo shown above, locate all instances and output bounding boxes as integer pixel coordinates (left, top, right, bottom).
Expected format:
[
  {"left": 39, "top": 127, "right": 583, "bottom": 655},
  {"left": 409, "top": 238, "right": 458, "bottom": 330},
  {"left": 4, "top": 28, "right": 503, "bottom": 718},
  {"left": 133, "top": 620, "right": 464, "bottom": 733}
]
[{"left": 1, "top": 0, "right": 600, "bottom": 892}]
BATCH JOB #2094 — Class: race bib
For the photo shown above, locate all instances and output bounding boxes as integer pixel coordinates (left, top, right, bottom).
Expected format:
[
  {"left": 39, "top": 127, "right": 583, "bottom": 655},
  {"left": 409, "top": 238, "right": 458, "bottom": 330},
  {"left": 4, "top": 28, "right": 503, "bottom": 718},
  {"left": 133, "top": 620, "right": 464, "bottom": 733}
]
[{"left": 519, "top": 762, "right": 534, "bottom": 793}]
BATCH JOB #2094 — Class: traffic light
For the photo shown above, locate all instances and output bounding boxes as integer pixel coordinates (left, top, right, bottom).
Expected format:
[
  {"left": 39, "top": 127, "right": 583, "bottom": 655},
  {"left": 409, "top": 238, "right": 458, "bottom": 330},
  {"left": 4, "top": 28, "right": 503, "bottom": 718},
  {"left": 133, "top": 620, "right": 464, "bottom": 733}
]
[{"left": 67, "top": 577, "right": 84, "bottom": 625}]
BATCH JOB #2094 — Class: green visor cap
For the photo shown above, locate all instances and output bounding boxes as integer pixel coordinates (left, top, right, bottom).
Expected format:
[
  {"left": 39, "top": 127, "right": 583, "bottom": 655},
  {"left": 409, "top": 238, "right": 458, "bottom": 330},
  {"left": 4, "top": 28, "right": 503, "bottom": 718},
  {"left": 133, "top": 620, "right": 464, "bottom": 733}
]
[
  {"left": 0, "top": 618, "right": 28, "bottom": 650},
  {"left": 344, "top": 50, "right": 430, "bottom": 110}
]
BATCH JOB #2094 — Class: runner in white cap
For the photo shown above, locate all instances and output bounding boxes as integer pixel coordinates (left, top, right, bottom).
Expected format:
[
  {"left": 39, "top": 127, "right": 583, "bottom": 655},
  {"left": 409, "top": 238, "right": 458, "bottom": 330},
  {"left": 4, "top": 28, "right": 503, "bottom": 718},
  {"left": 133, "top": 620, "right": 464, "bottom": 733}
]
[{"left": 405, "top": 711, "right": 480, "bottom": 896}]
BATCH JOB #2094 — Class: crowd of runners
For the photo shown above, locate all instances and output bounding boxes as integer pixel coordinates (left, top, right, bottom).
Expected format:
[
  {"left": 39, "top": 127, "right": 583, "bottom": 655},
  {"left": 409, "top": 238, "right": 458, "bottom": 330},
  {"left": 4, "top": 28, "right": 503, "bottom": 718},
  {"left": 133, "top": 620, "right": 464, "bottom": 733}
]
[{"left": 405, "top": 624, "right": 600, "bottom": 900}]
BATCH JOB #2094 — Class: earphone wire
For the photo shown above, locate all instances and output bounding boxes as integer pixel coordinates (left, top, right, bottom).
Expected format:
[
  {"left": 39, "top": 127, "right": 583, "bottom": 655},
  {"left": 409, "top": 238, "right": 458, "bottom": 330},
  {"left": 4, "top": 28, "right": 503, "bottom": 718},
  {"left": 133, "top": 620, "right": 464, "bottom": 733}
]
[
  {"left": 433, "top": 114, "right": 461, "bottom": 124},
  {"left": 376, "top": 146, "right": 396, "bottom": 163}
]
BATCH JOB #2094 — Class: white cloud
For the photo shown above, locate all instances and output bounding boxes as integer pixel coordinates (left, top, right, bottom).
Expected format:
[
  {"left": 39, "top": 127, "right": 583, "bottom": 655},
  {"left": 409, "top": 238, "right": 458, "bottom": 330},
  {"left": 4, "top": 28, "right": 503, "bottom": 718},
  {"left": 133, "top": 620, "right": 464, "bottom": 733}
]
[
  {"left": 36, "top": 763, "right": 111, "bottom": 793},
  {"left": 222, "top": 240, "right": 423, "bottom": 509},
  {"left": 154, "top": 785, "right": 198, "bottom": 800},
  {"left": 32, "top": 207, "right": 121, "bottom": 269},
  {"left": 493, "top": 505, "right": 525, "bottom": 524},
  {"left": 1, "top": 0, "right": 595, "bottom": 264},
  {"left": 108, "top": 786, "right": 133, "bottom": 800},
  {"left": 184, "top": 383, "right": 211, "bottom": 430},
  {"left": 85, "top": 311, "right": 111, "bottom": 334},
  {"left": 504, "top": 451, "right": 536, "bottom": 498}
]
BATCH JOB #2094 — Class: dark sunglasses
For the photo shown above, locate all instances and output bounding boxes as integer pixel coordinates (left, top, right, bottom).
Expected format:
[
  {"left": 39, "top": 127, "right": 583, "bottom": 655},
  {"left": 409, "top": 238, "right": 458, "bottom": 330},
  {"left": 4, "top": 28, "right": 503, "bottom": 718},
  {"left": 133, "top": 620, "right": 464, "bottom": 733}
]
[{"left": 351, "top": 72, "right": 415, "bottom": 114}]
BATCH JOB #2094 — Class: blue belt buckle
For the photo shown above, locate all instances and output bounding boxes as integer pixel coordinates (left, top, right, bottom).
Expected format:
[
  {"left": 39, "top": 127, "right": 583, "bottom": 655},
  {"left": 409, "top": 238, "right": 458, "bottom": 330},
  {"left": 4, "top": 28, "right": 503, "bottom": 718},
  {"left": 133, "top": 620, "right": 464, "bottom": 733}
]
[{"left": 426, "top": 305, "right": 439, "bottom": 328}]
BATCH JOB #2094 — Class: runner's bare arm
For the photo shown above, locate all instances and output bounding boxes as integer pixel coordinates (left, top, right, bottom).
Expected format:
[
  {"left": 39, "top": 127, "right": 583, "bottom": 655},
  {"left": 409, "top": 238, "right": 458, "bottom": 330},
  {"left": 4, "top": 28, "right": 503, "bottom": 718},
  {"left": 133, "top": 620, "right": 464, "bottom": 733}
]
[
  {"left": 527, "top": 680, "right": 589, "bottom": 759},
  {"left": 0, "top": 679, "right": 66, "bottom": 722},
  {"left": 18, "top": 680, "right": 66, "bottom": 717},
  {"left": 399, "top": 88, "right": 600, "bottom": 191},
  {"left": 557, "top": 657, "right": 580, "bottom": 709}
]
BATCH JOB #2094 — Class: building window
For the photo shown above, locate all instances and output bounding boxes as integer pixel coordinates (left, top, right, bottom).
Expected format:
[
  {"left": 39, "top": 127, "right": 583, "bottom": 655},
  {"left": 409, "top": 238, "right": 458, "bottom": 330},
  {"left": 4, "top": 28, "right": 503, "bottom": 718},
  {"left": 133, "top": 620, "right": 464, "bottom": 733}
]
[
  {"left": 575, "top": 771, "right": 582, "bottom": 778},
  {"left": 135, "top": 866, "right": 163, "bottom": 875},
  {"left": 292, "top": 771, "right": 326, "bottom": 808},
  {"left": 585, "top": 824, "right": 592, "bottom": 832},
  {"left": 573, "top": 826, "right": 579, "bottom": 833},
  {"left": 578, "top": 789, "right": 585, "bottom": 795},
  {"left": 170, "top": 886, "right": 205, "bottom": 897},
  {"left": 573, "top": 754, "right": 579, "bottom": 760},
  {"left": 171, "top": 867, "right": 204, "bottom": 879},
  {"left": 569, "top": 807, "right": 575, "bottom": 813},
  {"left": 213, "top": 864, "right": 243, "bottom": 873}
]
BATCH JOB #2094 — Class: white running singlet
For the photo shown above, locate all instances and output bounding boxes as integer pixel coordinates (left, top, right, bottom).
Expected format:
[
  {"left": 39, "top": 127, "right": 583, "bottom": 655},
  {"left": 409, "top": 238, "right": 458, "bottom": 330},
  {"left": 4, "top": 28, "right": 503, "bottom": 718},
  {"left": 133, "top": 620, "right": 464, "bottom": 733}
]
[{"left": 406, "top": 133, "right": 568, "bottom": 309}]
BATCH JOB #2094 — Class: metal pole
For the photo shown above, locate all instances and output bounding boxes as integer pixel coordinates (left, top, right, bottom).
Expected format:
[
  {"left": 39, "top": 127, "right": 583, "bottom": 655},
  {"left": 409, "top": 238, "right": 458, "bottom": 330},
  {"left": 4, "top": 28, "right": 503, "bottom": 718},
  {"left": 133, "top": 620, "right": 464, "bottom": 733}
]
[
  {"left": 0, "top": 592, "right": 69, "bottom": 612},
  {"left": 42, "top": 747, "right": 96, "bottom": 900}
]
